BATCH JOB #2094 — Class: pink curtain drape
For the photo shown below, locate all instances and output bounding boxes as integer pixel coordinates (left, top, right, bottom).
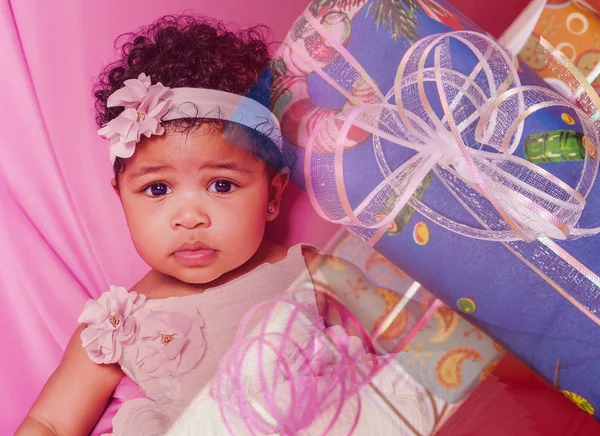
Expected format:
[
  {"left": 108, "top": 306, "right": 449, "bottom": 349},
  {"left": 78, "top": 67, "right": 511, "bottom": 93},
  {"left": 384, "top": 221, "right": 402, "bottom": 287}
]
[
  {"left": 0, "top": 1, "right": 343, "bottom": 433},
  {"left": 1, "top": 0, "right": 536, "bottom": 433}
]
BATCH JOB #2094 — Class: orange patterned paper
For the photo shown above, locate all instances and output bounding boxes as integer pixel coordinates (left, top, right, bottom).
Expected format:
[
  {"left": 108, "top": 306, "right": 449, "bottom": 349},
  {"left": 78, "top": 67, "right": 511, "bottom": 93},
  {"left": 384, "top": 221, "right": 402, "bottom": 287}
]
[
  {"left": 327, "top": 231, "right": 505, "bottom": 405},
  {"left": 519, "top": 0, "right": 600, "bottom": 94}
]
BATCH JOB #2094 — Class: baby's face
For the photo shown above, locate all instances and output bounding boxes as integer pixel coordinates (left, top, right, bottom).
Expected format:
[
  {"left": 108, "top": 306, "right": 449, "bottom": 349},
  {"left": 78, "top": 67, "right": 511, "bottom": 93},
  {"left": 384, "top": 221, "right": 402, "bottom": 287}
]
[{"left": 115, "top": 126, "right": 281, "bottom": 284}]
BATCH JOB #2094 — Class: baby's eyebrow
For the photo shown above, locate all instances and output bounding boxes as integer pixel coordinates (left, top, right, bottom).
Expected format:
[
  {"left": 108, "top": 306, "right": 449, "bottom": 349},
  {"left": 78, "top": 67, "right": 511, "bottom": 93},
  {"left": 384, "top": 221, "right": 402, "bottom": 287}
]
[
  {"left": 199, "top": 161, "right": 254, "bottom": 174},
  {"left": 130, "top": 164, "right": 174, "bottom": 179},
  {"left": 129, "top": 161, "right": 254, "bottom": 179}
]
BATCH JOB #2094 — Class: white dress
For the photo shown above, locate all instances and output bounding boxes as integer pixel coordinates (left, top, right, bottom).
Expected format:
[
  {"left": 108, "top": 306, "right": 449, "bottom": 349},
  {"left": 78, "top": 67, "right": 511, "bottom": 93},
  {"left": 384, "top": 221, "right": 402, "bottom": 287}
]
[{"left": 80, "top": 244, "right": 412, "bottom": 435}]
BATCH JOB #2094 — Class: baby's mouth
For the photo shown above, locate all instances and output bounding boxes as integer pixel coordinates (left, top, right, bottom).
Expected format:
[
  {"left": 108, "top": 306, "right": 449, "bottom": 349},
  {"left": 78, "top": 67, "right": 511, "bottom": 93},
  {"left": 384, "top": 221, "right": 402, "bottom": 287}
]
[{"left": 173, "top": 242, "right": 217, "bottom": 267}]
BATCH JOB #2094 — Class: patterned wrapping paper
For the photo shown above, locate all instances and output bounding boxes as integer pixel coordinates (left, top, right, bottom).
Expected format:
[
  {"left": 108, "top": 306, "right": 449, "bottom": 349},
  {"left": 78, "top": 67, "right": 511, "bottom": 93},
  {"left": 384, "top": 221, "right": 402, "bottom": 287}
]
[
  {"left": 519, "top": 0, "right": 600, "bottom": 95},
  {"left": 325, "top": 231, "right": 505, "bottom": 404},
  {"left": 322, "top": 230, "right": 504, "bottom": 434},
  {"left": 269, "top": 0, "right": 600, "bottom": 420}
]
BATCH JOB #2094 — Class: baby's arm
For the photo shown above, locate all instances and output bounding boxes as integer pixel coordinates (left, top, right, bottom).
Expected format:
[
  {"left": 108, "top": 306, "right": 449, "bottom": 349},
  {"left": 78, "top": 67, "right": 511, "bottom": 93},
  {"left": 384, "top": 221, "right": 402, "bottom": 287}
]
[{"left": 16, "top": 325, "right": 124, "bottom": 436}]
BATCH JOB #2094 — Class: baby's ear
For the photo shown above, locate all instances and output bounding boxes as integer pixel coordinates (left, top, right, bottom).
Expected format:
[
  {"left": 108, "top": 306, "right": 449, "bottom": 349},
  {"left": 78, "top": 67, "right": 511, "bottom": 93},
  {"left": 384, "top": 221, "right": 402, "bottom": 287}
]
[
  {"left": 277, "top": 167, "right": 290, "bottom": 190},
  {"left": 266, "top": 168, "right": 290, "bottom": 221},
  {"left": 110, "top": 178, "right": 120, "bottom": 196}
]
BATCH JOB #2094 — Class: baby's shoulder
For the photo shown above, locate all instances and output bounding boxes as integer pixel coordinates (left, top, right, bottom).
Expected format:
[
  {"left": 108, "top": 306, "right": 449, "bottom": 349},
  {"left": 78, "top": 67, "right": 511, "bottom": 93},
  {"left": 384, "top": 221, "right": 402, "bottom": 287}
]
[
  {"left": 79, "top": 285, "right": 146, "bottom": 310},
  {"left": 82, "top": 278, "right": 158, "bottom": 303},
  {"left": 128, "top": 269, "right": 170, "bottom": 300}
]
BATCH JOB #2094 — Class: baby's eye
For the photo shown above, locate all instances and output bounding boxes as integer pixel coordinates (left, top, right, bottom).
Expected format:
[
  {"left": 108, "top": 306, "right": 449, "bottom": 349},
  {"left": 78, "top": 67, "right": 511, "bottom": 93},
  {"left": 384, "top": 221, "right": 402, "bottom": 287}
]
[
  {"left": 208, "top": 179, "right": 237, "bottom": 194},
  {"left": 143, "top": 183, "right": 172, "bottom": 197}
]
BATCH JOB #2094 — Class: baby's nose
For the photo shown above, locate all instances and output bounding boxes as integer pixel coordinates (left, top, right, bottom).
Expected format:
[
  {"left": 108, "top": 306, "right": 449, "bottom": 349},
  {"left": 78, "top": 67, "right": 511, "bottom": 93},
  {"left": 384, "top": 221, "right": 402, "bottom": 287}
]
[{"left": 171, "top": 199, "right": 211, "bottom": 230}]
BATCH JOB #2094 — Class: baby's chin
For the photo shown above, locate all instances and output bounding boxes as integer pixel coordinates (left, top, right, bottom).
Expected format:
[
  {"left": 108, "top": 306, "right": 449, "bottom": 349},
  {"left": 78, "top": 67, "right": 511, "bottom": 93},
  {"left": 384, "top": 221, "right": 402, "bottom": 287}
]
[
  {"left": 144, "top": 250, "right": 258, "bottom": 287},
  {"left": 164, "top": 267, "right": 227, "bottom": 286},
  {"left": 158, "top": 260, "right": 247, "bottom": 288}
]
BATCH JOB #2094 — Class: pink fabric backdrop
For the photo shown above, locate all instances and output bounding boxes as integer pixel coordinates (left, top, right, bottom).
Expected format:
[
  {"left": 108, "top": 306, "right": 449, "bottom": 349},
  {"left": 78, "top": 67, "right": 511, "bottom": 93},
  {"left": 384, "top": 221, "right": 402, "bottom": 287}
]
[
  {"left": 0, "top": 0, "right": 340, "bottom": 433},
  {"left": 1, "top": 0, "right": 537, "bottom": 434}
]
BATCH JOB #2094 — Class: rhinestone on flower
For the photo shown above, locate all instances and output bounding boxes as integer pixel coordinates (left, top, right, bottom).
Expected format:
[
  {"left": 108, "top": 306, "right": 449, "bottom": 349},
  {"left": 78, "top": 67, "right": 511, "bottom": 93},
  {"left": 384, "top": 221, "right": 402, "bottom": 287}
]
[
  {"left": 161, "top": 334, "right": 175, "bottom": 345},
  {"left": 109, "top": 314, "right": 121, "bottom": 328}
]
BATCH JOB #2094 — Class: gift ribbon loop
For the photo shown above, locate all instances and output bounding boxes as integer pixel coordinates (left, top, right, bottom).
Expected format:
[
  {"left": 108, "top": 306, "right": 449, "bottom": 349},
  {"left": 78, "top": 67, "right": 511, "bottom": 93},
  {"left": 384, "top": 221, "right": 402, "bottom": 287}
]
[{"left": 293, "top": 25, "right": 600, "bottom": 243}]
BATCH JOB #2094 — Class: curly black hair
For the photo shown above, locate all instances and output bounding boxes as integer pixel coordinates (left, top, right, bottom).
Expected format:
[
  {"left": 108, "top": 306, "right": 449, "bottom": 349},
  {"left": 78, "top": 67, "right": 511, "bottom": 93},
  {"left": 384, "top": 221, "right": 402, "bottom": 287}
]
[{"left": 93, "top": 15, "right": 294, "bottom": 181}]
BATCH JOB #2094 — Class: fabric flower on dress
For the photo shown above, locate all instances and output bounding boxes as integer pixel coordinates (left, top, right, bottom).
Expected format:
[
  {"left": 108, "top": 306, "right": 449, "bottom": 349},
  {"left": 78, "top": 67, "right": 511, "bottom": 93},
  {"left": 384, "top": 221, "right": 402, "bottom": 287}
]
[
  {"left": 79, "top": 286, "right": 146, "bottom": 364},
  {"left": 108, "top": 398, "right": 171, "bottom": 436},
  {"left": 97, "top": 73, "right": 173, "bottom": 164},
  {"left": 134, "top": 300, "right": 206, "bottom": 380}
]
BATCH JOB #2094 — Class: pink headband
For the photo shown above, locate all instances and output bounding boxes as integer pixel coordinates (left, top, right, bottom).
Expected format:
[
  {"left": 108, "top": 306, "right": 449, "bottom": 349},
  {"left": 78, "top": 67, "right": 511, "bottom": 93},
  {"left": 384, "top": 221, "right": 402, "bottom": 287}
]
[{"left": 97, "top": 73, "right": 282, "bottom": 165}]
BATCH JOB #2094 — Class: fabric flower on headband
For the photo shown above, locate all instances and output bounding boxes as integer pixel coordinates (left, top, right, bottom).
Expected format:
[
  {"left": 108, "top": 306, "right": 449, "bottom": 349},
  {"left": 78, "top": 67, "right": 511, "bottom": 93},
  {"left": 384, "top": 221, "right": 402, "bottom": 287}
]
[{"left": 98, "top": 73, "right": 173, "bottom": 164}]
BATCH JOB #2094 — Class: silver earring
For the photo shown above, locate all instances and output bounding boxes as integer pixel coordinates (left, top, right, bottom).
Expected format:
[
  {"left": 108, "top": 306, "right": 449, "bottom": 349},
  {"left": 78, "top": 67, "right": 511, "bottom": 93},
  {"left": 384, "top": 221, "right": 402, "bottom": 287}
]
[{"left": 268, "top": 206, "right": 275, "bottom": 214}]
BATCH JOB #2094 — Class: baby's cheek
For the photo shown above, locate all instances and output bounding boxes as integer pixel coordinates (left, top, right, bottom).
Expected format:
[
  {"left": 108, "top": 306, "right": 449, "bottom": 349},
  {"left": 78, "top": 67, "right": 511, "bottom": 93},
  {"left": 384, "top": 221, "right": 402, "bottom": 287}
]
[
  {"left": 129, "top": 217, "right": 167, "bottom": 256},
  {"left": 228, "top": 200, "right": 267, "bottom": 233}
]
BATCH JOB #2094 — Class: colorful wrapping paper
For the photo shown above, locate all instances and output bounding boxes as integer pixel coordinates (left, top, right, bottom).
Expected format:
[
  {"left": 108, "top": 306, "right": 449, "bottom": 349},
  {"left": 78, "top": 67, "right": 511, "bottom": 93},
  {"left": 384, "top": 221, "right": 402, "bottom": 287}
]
[
  {"left": 323, "top": 230, "right": 503, "bottom": 434},
  {"left": 325, "top": 231, "right": 504, "bottom": 403},
  {"left": 270, "top": 0, "right": 600, "bottom": 419},
  {"left": 519, "top": 0, "right": 600, "bottom": 95}
]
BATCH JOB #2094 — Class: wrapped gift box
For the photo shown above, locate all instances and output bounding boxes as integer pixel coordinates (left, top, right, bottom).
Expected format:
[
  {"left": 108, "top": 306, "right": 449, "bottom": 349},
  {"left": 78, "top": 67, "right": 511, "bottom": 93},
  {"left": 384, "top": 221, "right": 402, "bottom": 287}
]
[
  {"left": 270, "top": 0, "right": 600, "bottom": 420},
  {"left": 325, "top": 230, "right": 505, "bottom": 404},
  {"left": 517, "top": 0, "right": 600, "bottom": 95},
  {"left": 323, "top": 229, "right": 504, "bottom": 434}
]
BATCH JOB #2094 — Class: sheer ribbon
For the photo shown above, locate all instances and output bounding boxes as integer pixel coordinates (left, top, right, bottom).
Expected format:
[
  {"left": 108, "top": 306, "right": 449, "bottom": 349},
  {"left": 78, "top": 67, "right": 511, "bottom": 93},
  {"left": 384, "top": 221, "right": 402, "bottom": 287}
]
[{"left": 286, "top": 12, "right": 600, "bottom": 325}]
